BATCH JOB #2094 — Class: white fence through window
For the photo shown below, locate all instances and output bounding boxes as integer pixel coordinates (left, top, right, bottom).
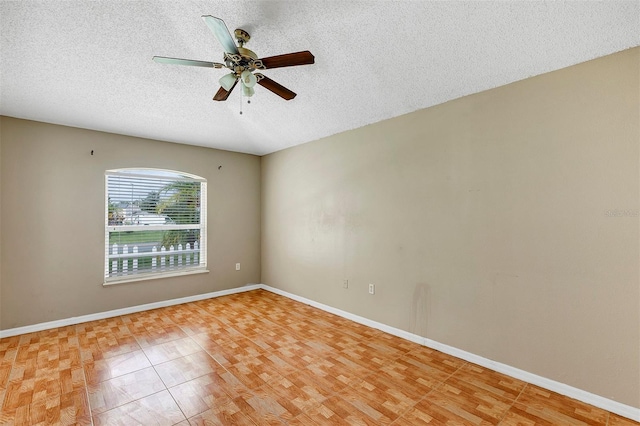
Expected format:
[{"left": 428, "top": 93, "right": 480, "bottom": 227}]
[{"left": 109, "top": 241, "right": 200, "bottom": 277}]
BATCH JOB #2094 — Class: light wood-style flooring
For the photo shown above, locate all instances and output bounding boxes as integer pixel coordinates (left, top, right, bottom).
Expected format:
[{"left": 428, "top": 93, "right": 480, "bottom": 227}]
[{"left": 0, "top": 289, "right": 637, "bottom": 425}]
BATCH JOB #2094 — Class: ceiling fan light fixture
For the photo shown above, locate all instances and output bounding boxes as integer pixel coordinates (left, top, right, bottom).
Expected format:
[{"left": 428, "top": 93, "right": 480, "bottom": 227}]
[
  {"left": 242, "top": 83, "right": 255, "bottom": 97},
  {"left": 219, "top": 73, "right": 237, "bottom": 91},
  {"left": 241, "top": 70, "right": 257, "bottom": 88}
]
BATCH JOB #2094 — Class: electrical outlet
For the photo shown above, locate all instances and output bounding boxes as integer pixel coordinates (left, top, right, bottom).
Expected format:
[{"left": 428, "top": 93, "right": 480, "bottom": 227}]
[
  {"left": 368, "top": 284, "right": 375, "bottom": 294},
  {"left": 235, "top": 263, "right": 240, "bottom": 271},
  {"left": 343, "top": 279, "right": 349, "bottom": 289}
]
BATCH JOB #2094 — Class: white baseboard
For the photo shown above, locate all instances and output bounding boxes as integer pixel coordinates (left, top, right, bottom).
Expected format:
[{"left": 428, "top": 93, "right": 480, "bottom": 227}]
[
  {"left": 1, "top": 282, "right": 638, "bottom": 421},
  {"left": 259, "top": 284, "right": 640, "bottom": 422},
  {"left": 0, "top": 283, "right": 261, "bottom": 339}
]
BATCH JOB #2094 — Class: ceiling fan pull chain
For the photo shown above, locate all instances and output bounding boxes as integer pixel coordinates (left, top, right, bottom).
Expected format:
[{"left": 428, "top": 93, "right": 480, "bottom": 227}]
[{"left": 239, "top": 85, "right": 243, "bottom": 115}]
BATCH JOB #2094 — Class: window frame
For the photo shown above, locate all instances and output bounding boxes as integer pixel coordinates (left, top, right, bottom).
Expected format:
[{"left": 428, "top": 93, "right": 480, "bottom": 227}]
[{"left": 104, "top": 168, "right": 208, "bottom": 285}]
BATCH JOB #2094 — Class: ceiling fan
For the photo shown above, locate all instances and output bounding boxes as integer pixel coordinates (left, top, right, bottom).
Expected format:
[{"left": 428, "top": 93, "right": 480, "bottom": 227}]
[{"left": 153, "top": 16, "right": 314, "bottom": 102}]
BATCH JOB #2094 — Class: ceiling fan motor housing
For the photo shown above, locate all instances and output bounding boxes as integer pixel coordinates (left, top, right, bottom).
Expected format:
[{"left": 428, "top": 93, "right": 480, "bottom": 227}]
[
  {"left": 229, "top": 29, "right": 265, "bottom": 76},
  {"left": 238, "top": 47, "right": 258, "bottom": 60},
  {"left": 225, "top": 47, "right": 264, "bottom": 77}
]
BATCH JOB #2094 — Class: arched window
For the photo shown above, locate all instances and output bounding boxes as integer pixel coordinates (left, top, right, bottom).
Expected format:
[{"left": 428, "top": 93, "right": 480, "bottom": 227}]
[{"left": 105, "top": 168, "right": 207, "bottom": 284}]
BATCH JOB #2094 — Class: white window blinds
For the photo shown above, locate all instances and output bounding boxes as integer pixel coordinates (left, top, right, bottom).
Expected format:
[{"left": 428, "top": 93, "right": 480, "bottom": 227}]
[{"left": 105, "top": 169, "right": 207, "bottom": 283}]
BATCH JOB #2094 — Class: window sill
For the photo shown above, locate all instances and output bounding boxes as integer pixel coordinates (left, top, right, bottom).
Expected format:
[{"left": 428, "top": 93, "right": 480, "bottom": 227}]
[{"left": 103, "top": 268, "right": 209, "bottom": 286}]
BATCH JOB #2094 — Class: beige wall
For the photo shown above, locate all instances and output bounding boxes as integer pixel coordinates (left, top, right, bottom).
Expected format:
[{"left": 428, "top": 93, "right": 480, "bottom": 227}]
[
  {"left": 261, "top": 48, "right": 640, "bottom": 407},
  {"left": 0, "top": 118, "right": 3, "bottom": 328},
  {"left": 0, "top": 117, "right": 261, "bottom": 329}
]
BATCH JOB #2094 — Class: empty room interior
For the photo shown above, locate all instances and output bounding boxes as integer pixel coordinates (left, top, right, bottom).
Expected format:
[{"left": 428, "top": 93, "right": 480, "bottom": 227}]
[{"left": 1, "top": 1, "right": 639, "bottom": 425}]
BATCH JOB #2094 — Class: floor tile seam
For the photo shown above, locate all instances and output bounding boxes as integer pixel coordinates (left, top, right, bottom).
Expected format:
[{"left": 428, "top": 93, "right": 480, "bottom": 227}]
[
  {"left": 261, "top": 378, "right": 330, "bottom": 409},
  {"left": 161, "top": 381, "right": 190, "bottom": 425},
  {"left": 382, "top": 390, "right": 422, "bottom": 425},
  {"left": 336, "top": 376, "right": 415, "bottom": 424},
  {"left": 126, "top": 321, "right": 186, "bottom": 337},
  {"left": 155, "top": 344, "right": 256, "bottom": 403},
  {"left": 76, "top": 314, "right": 138, "bottom": 349},
  {"left": 146, "top": 348, "right": 190, "bottom": 392},
  {"left": 446, "top": 365, "right": 527, "bottom": 404},
  {"left": 179, "top": 302, "right": 215, "bottom": 320},
  {"left": 132, "top": 343, "right": 165, "bottom": 398},
  {"left": 237, "top": 326, "right": 296, "bottom": 350},
  {"left": 438, "top": 362, "right": 528, "bottom": 424},
  {"left": 408, "top": 385, "right": 488, "bottom": 425},
  {"left": 94, "top": 340, "right": 153, "bottom": 360},
  {"left": 512, "top": 382, "right": 530, "bottom": 406},
  {"left": 513, "top": 383, "right": 596, "bottom": 426},
  {"left": 241, "top": 322, "right": 286, "bottom": 334},
  {"left": 77, "top": 347, "right": 92, "bottom": 424},
  {"left": 346, "top": 350, "right": 407, "bottom": 374},
  {"left": 251, "top": 333, "right": 351, "bottom": 364},
  {"left": 85, "top": 346, "right": 169, "bottom": 415},
  {"left": 395, "top": 352, "right": 468, "bottom": 381},
  {"left": 125, "top": 312, "right": 181, "bottom": 356},
  {"left": 182, "top": 332, "right": 234, "bottom": 376},
  {"left": 357, "top": 338, "right": 416, "bottom": 359},
  {"left": 283, "top": 367, "right": 353, "bottom": 401},
  {"left": 498, "top": 384, "right": 610, "bottom": 426},
  {"left": 282, "top": 370, "right": 351, "bottom": 406},
  {"left": 89, "top": 388, "right": 169, "bottom": 421},
  {"left": 514, "top": 385, "right": 612, "bottom": 422},
  {"left": 81, "top": 384, "right": 96, "bottom": 426},
  {"left": 355, "top": 369, "right": 438, "bottom": 403},
  {"left": 120, "top": 311, "right": 182, "bottom": 335},
  {"left": 381, "top": 375, "right": 442, "bottom": 424},
  {"left": 495, "top": 382, "right": 528, "bottom": 425},
  {"left": 251, "top": 382, "right": 318, "bottom": 424},
  {"left": 499, "top": 397, "right": 607, "bottom": 426},
  {"left": 187, "top": 340, "right": 230, "bottom": 366},
  {"left": 242, "top": 306, "right": 290, "bottom": 319},
  {"left": 80, "top": 346, "right": 141, "bottom": 365},
  {"left": 230, "top": 308, "right": 296, "bottom": 325},
  {"left": 410, "top": 360, "right": 468, "bottom": 405},
  {"left": 76, "top": 329, "right": 136, "bottom": 342},
  {"left": 165, "top": 383, "right": 220, "bottom": 421},
  {"left": 331, "top": 384, "right": 403, "bottom": 424},
  {"left": 136, "top": 334, "right": 192, "bottom": 351}
]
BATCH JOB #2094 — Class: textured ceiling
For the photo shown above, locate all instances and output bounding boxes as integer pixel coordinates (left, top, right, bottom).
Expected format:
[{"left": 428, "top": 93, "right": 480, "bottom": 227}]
[{"left": 1, "top": 1, "right": 638, "bottom": 156}]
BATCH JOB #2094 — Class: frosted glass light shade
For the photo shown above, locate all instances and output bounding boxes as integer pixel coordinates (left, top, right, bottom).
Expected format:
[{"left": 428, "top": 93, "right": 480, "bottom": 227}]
[
  {"left": 242, "top": 83, "right": 255, "bottom": 97},
  {"left": 241, "top": 70, "right": 257, "bottom": 88},
  {"left": 219, "top": 73, "right": 237, "bottom": 91}
]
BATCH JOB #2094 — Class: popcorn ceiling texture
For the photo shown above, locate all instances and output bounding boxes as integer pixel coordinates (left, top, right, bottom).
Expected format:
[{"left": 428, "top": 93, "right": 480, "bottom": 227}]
[{"left": 1, "top": 1, "right": 638, "bottom": 155}]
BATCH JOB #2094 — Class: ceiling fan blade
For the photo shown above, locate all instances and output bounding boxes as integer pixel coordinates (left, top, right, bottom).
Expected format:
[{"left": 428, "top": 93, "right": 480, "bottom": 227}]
[
  {"left": 255, "top": 74, "right": 296, "bottom": 100},
  {"left": 202, "top": 16, "right": 239, "bottom": 55},
  {"left": 213, "top": 79, "right": 238, "bottom": 101},
  {"left": 152, "top": 56, "right": 223, "bottom": 68},
  {"left": 258, "top": 51, "right": 314, "bottom": 69}
]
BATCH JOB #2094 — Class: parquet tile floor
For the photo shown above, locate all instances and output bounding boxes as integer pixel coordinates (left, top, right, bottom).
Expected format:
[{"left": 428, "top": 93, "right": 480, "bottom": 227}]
[{"left": 0, "top": 289, "right": 637, "bottom": 425}]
